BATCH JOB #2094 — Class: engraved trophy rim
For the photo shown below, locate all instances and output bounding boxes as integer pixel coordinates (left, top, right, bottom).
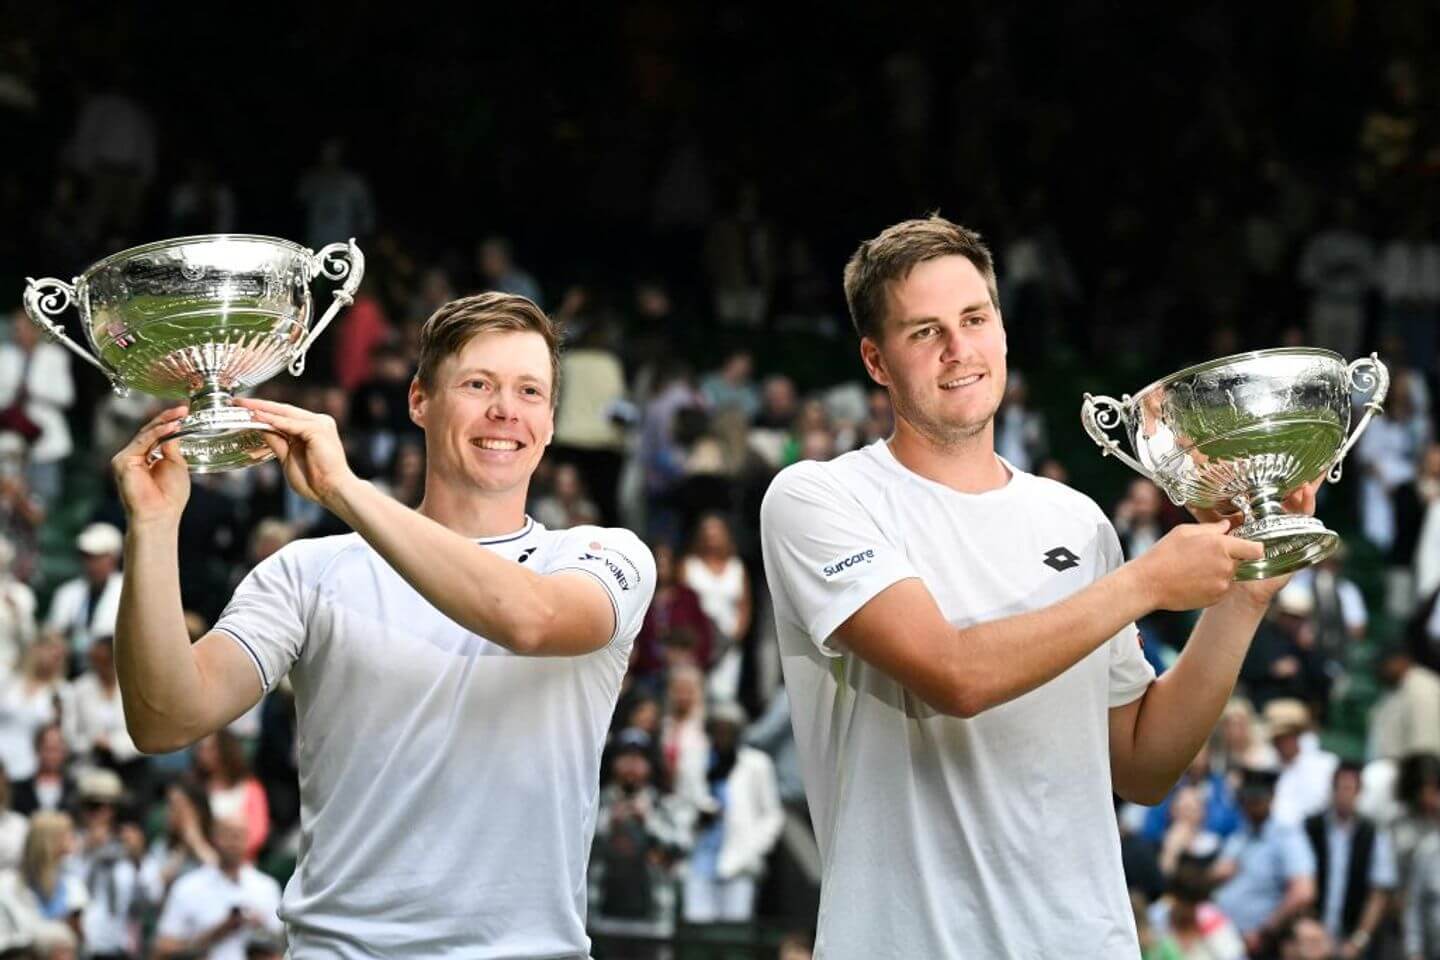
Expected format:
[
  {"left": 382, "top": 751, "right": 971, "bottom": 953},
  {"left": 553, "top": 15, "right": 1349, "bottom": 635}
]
[
  {"left": 1131, "top": 346, "right": 1347, "bottom": 405},
  {"left": 79, "top": 233, "right": 311, "bottom": 280}
]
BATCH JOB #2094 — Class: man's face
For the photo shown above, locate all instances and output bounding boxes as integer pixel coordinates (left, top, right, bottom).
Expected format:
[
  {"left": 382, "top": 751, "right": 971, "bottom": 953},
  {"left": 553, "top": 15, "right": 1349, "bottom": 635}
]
[
  {"left": 38, "top": 729, "right": 66, "bottom": 773},
  {"left": 614, "top": 752, "right": 650, "bottom": 790},
  {"left": 212, "top": 816, "right": 248, "bottom": 867},
  {"left": 82, "top": 552, "right": 116, "bottom": 583},
  {"left": 1333, "top": 770, "right": 1360, "bottom": 818},
  {"left": 1241, "top": 789, "right": 1272, "bottom": 825},
  {"left": 861, "top": 256, "right": 1007, "bottom": 450},
  {"left": 1273, "top": 731, "right": 1301, "bottom": 764},
  {"left": 409, "top": 331, "right": 554, "bottom": 498}
]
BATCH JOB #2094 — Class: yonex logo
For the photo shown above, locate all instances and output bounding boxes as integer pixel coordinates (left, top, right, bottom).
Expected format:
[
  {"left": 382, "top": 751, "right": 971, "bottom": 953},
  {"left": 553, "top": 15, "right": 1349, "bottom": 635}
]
[
  {"left": 579, "top": 542, "right": 641, "bottom": 591},
  {"left": 1043, "top": 546, "right": 1080, "bottom": 572},
  {"left": 822, "top": 549, "right": 876, "bottom": 579}
]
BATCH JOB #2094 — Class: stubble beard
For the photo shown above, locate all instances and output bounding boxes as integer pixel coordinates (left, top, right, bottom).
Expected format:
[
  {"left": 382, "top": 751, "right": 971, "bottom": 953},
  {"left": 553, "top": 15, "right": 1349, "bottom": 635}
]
[{"left": 893, "top": 386, "right": 998, "bottom": 454}]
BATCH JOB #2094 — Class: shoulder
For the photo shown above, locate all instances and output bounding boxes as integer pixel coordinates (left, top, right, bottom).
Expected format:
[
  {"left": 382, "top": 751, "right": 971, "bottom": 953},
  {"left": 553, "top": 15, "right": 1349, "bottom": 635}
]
[
  {"left": 168, "top": 866, "right": 215, "bottom": 899},
  {"left": 261, "top": 532, "right": 368, "bottom": 578},
  {"left": 762, "top": 450, "right": 879, "bottom": 524},
  {"left": 241, "top": 865, "right": 282, "bottom": 896},
  {"left": 542, "top": 524, "right": 656, "bottom": 580}
]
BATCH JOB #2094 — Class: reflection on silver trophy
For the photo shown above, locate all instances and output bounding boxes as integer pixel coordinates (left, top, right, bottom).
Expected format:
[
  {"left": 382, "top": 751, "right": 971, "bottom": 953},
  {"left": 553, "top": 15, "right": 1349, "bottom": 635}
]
[
  {"left": 23, "top": 235, "right": 364, "bottom": 472},
  {"left": 1081, "top": 348, "right": 1390, "bottom": 581}
]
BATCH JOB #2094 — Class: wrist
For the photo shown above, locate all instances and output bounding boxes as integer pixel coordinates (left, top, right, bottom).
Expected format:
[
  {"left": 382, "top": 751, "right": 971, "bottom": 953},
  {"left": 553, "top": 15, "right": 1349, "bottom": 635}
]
[
  {"left": 126, "top": 514, "right": 181, "bottom": 538},
  {"left": 1115, "top": 559, "right": 1159, "bottom": 616},
  {"left": 321, "top": 473, "right": 370, "bottom": 522}
]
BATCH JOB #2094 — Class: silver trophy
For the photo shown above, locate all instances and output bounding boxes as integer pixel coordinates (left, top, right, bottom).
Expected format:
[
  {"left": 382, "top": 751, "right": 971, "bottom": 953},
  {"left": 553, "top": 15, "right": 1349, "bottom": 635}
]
[
  {"left": 1081, "top": 348, "right": 1389, "bottom": 580},
  {"left": 24, "top": 234, "right": 364, "bottom": 472}
]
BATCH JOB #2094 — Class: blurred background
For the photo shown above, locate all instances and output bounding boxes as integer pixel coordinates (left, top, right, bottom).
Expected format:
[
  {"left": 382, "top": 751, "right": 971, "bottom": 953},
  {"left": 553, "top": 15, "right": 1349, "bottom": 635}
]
[{"left": 2, "top": 3, "right": 1440, "bottom": 958}]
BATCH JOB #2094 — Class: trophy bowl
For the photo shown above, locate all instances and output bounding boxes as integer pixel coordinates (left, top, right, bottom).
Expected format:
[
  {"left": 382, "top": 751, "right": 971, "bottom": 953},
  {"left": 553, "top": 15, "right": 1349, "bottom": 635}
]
[
  {"left": 1081, "top": 348, "right": 1389, "bottom": 581},
  {"left": 24, "top": 234, "right": 363, "bottom": 472}
]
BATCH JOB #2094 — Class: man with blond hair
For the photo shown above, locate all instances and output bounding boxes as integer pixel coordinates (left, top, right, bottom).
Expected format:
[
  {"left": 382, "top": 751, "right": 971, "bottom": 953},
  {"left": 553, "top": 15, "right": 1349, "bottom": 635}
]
[
  {"left": 760, "top": 215, "right": 1320, "bottom": 958},
  {"left": 114, "top": 292, "right": 655, "bottom": 958}
]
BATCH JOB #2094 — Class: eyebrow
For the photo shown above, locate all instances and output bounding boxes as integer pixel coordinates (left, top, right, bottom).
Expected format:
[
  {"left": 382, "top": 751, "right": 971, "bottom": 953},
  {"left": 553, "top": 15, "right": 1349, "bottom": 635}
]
[{"left": 898, "top": 300, "right": 993, "bottom": 327}]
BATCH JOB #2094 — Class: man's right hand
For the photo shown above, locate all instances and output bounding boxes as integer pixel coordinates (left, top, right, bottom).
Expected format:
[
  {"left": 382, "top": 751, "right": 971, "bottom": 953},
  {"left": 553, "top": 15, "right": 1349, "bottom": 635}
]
[
  {"left": 112, "top": 405, "right": 191, "bottom": 526},
  {"left": 1130, "top": 520, "right": 1265, "bottom": 612}
]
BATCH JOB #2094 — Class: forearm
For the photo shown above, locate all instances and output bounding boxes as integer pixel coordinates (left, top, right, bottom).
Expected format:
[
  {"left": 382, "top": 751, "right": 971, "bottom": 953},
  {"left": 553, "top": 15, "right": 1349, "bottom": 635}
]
[
  {"left": 1263, "top": 880, "right": 1316, "bottom": 934},
  {"left": 1354, "top": 889, "right": 1388, "bottom": 940},
  {"left": 1117, "top": 592, "right": 1268, "bottom": 797},
  {"left": 327, "top": 478, "right": 557, "bottom": 652},
  {"left": 949, "top": 565, "right": 1155, "bottom": 717},
  {"left": 114, "top": 521, "right": 209, "bottom": 751}
]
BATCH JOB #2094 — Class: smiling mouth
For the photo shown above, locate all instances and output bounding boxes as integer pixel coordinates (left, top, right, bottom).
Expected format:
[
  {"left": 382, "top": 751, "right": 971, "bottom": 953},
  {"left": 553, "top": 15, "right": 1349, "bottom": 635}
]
[
  {"left": 472, "top": 438, "right": 524, "bottom": 451},
  {"left": 939, "top": 373, "right": 984, "bottom": 390}
]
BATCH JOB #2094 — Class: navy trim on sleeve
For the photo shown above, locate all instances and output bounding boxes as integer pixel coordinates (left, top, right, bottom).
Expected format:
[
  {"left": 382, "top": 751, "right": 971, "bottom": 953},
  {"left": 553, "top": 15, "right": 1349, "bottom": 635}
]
[{"left": 212, "top": 625, "right": 270, "bottom": 690}]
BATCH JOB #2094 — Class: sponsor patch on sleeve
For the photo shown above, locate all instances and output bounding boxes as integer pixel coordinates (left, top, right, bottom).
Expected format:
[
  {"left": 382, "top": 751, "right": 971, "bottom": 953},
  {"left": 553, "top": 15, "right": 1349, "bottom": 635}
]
[
  {"left": 579, "top": 541, "right": 642, "bottom": 592},
  {"left": 820, "top": 548, "right": 877, "bottom": 579}
]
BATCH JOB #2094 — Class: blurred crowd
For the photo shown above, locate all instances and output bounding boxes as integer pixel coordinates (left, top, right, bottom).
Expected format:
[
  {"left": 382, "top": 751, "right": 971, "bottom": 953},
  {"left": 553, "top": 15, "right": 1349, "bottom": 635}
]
[{"left": 3, "top": 5, "right": 1440, "bottom": 959}]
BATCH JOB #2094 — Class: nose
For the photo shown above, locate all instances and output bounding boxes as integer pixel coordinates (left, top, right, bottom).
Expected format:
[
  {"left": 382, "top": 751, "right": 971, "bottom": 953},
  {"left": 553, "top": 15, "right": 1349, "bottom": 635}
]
[
  {"left": 939, "top": 324, "right": 972, "bottom": 365},
  {"left": 486, "top": 389, "right": 517, "bottom": 421}
]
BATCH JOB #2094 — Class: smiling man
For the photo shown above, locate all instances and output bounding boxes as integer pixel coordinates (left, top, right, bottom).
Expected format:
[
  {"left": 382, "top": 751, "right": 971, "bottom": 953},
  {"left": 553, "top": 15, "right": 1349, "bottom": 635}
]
[
  {"left": 112, "top": 293, "right": 655, "bottom": 958},
  {"left": 759, "top": 215, "right": 1318, "bottom": 958}
]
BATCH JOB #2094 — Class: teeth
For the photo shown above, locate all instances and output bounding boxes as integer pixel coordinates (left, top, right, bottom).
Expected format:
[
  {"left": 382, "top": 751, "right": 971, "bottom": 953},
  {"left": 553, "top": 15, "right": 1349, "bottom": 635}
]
[
  {"left": 942, "top": 374, "right": 982, "bottom": 389},
  {"left": 477, "top": 439, "right": 520, "bottom": 450}
]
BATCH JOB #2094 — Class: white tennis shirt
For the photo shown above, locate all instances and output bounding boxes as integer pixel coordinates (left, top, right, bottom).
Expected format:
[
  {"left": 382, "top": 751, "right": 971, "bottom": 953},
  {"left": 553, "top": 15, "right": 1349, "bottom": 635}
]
[
  {"left": 760, "top": 441, "right": 1155, "bottom": 959},
  {"left": 214, "top": 517, "right": 655, "bottom": 959}
]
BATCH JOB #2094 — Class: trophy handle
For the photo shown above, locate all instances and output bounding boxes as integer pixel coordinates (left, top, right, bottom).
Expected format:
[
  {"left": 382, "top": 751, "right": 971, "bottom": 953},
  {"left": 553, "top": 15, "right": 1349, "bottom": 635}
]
[
  {"left": 1327, "top": 353, "right": 1390, "bottom": 483},
  {"left": 22, "top": 278, "right": 128, "bottom": 396},
  {"left": 1081, "top": 392, "right": 1162, "bottom": 484},
  {"left": 288, "top": 239, "right": 365, "bottom": 376}
]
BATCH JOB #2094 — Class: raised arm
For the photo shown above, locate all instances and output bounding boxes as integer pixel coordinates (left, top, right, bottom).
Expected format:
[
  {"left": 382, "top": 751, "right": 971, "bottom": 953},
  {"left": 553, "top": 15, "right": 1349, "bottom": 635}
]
[
  {"left": 762, "top": 462, "right": 1258, "bottom": 722},
  {"left": 239, "top": 398, "right": 650, "bottom": 656},
  {"left": 833, "top": 521, "right": 1249, "bottom": 718},
  {"left": 1109, "top": 480, "right": 1321, "bottom": 803},
  {"left": 112, "top": 408, "right": 262, "bottom": 754}
]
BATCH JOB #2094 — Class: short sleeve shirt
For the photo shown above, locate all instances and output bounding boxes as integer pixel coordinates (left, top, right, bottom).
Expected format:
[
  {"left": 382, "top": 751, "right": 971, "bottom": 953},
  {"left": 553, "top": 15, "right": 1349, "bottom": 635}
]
[
  {"left": 760, "top": 441, "right": 1154, "bottom": 959},
  {"left": 213, "top": 518, "right": 654, "bottom": 959}
]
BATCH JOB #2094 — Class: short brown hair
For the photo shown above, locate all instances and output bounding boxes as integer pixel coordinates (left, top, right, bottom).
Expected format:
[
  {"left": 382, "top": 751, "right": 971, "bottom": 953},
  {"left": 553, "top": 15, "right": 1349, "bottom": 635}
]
[
  {"left": 842, "top": 215, "right": 999, "bottom": 341},
  {"left": 415, "top": 292, "right": 561, "bottom": 404}
]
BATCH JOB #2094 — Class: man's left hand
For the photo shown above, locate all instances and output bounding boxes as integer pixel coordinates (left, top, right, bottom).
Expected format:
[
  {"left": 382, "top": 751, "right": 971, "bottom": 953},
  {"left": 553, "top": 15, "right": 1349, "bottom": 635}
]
[
  {"left": 1188, "top": 477, "right": 1323, "bottom": 607},
  {"left": 235, "top": 397, "right": 357, "bottom": 509}
]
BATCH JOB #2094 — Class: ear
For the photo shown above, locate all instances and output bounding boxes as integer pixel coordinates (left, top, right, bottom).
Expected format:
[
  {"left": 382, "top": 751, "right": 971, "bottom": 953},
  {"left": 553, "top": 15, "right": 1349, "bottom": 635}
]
[
  {"left": 408, "top": 377, "right": 426, "bottom": 428},
  {"left": 859, "top": 337, "right": 890, "bottom": 388}
]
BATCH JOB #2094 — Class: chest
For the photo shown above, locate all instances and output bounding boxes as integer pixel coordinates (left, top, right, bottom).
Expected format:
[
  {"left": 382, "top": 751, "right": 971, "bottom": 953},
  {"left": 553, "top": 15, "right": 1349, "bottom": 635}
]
[{"left": 875, "top": 487, "right": 1107, "bottom": 628}]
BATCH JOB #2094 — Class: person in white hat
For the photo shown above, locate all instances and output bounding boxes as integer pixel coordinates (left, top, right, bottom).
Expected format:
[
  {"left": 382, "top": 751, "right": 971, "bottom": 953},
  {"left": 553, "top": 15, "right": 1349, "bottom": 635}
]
[{"left": 43, "top": 522, "right": 124, "bottom": 671}]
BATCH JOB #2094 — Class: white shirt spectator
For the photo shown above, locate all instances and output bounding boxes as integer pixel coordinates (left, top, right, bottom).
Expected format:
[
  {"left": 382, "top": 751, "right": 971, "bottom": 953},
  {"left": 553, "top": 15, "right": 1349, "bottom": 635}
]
[
  {"left": 44, "top": 573, "right": 121, "bottom": 661},
  {"left": 156, "top": 863, "right": 282, "bottom": 960},
  {"left": 66, "top": 674, "right": 138, "bottom": 764},
  {"left": 0, "top": 578, "right": 35, "bottom": 680},
  {"left": 683, "top": 556, "right": 745, "bottom": 643},
  {"left": 0, "top": 342, "right": 73, "bottom": 466},
  {"left": 0, "top": 679, "right": 65, "bottom": 781},
  {"left": 0, "top": 811, "right": 26, "bottom": 872},
  {"left": 78, "top": 844, "right": 137, "bottom": 956},
  {"left": 1272, "top": 747, "right": 1340, "bottom": 825}
]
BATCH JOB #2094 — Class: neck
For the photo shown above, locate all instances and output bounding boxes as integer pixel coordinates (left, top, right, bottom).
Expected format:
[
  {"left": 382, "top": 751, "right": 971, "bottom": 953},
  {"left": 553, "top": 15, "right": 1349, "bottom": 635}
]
[
  {"left": 887, "top": 419, "right": 1010, "bottom": 494},
  {"left": 220, "top": 861, "right": 242, "bottom": 880},
  {"left": 416, "top": 471, "right": 530, "bottom": 539}
]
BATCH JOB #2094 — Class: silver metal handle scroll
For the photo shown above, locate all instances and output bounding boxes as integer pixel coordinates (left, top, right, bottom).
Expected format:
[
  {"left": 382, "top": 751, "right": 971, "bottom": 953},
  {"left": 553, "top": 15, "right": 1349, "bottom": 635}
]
[
  {"left": 288, "top": 238, "right": 365, "bottom": 376},
  {"left": 1081, "top": 392, "right": 1159, "bottom": 482},
  {"left": 22, "top": 278, "right": 128, "bottom": 395},
  {"left": 1327, "top": 353, "right": 1390, "bottom": 483}
]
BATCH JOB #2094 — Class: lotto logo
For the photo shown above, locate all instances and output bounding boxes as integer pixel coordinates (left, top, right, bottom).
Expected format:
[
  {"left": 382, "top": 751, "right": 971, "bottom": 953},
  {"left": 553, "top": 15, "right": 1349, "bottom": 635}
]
[{"left": 822, "top": 549, "right": 876, "bottom": 579}]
